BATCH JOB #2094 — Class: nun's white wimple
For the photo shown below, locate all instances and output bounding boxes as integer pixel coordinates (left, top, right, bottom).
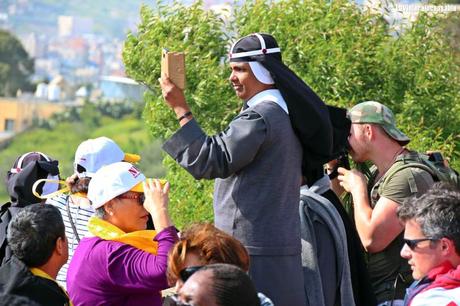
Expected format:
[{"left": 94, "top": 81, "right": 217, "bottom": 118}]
[{"left": 248, "top": 62, "right": 274, "bottom": 85}]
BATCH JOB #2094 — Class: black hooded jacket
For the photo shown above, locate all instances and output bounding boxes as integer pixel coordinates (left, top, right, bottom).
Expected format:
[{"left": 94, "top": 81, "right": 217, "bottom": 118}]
[
  {"left": 0, "top": 256, "right": 69, "bottom": 306},
  {"left": 0, "top": 160, "right": 59, "bottom": 265}
]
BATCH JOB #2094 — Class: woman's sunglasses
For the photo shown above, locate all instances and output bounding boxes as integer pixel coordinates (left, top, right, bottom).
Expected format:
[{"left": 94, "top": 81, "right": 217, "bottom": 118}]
[
  {"left": 117, "top": 193, "right": 145, "bottom": 205},
  {"left": 179, "top": 266, "right": 203, "bottom": 283}
]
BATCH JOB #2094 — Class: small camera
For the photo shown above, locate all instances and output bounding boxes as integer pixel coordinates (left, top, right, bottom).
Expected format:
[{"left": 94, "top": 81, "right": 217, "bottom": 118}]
[
  {"left": 428, "top": 151, "right": 444, "bottom": 163},
  {"left": 326, "top": 150, "right": 350, "bottom": 180}
]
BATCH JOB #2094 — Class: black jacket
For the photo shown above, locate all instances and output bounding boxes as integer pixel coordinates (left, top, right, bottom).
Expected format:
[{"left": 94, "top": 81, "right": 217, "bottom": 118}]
[{"left": 0, "top": 256, "right": 70, "bottom": 306}]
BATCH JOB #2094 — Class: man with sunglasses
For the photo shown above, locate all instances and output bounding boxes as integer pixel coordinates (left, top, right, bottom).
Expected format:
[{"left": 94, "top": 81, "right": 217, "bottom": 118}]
[{"left": 397, "top": 183, "right": 460, "bottom": 306}]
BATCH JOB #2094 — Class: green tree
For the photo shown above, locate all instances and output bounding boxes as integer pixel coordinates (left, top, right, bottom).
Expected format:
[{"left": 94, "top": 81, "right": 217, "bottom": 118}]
[
  {"left": 0, "top": 30, "right": 34, "bottom": 96},
  {"left": 123, "top": 1, "right": 235, "bottom": 227},
  {"left": 123, "top": 0, "right": 460, "bottom": 227}
]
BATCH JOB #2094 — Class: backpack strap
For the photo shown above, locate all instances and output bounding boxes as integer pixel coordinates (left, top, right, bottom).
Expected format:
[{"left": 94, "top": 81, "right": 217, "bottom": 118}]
[
  {"left": 378, "top": 152, "right": 437, "bottom": 196},
  {"left": 65, "top": 196, "right": 81, "bottom": 243}
]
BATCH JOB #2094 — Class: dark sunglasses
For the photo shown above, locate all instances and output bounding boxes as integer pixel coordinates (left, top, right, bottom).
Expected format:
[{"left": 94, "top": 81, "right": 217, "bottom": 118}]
[
  {"left": 403, "top": 238, "right": 439, "bottom": 250},
  {"left": 170, "top": 294, "right": 194, "bottom": 306},
  {"left": 179, "top": 266, "right": 203, "bottom": 283},
  {"left": 117, "top": 193, "right": 145, "bottom": 205}
]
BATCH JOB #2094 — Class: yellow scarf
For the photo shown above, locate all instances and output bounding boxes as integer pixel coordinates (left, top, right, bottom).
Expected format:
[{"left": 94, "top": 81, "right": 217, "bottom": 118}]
[
  {"left": 29, "top": 267, "right": 73, "bottom": 306},
  {"left": 87, "top": 216, "right": 159, "bottom": 254}
]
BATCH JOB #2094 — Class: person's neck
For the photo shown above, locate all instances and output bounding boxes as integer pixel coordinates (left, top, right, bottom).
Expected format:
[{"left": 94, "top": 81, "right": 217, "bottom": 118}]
[
  {"left": 244, "top": 85, "right": 276, "bottom": 103},
  {"left": 449, "top": 256, "right": 460, "bottom": 269},
  {"left": 372, "top": 143, "right": 406, "bottom": 176},
  {"left": 70, "top": 194, "right": 91, "bottom": 208},
  {"left": 35, "top": 261, "right": 59, "bottom": 280}
]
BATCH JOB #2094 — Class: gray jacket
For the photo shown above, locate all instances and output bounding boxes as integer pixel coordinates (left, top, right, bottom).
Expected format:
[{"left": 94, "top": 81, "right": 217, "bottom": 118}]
[
  {"left": 300, "top": 175, "right": 356, "bottom": 306},
  {"left": 163, "top": 100, "right": 302, "bottom": 255}
]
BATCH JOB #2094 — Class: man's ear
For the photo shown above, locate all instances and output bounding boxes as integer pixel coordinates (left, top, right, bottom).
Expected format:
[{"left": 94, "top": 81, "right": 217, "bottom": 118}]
[
  {"left": 439, "top": 237, "right": 456, "bottom": 256},
  {"left": 55, "top": 236, "right": 67, "bottom": 256},
  {"left": 363, "top": 124, "right": 374, "bottom": 140}
]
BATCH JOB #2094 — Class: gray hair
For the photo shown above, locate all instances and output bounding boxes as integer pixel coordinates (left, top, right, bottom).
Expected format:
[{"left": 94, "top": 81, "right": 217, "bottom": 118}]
[
  {"left": 94, "top": 206, "right": 107, "bottom": 219},
  {"left": 398, "top": 182, "right": 460, "bottom": 254}
]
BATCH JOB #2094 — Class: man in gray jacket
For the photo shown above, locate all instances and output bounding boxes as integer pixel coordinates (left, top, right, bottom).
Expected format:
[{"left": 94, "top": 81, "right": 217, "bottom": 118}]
[{"left": 159, "top": 33, "right": 332, "bottom": 306}]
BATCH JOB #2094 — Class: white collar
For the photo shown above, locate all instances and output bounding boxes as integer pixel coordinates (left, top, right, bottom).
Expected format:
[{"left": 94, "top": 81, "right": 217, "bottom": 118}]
[{"left": 246, "top": 89, "right": 289, "bottom": 114}]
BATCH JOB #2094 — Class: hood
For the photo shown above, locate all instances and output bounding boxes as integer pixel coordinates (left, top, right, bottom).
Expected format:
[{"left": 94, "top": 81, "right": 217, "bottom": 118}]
[
  {"left": 6, "top": 160, "right": 59, "bottom": 207},
  {"left": 429, "top": 261, "right": 460, "bottom": 290}
]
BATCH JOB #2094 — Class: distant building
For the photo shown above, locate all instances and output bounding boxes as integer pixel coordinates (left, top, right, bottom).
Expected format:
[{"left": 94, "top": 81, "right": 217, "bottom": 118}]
[
  {"left": 94, "top": 76, "right": 145, "bottom": 103},
  {"left": 0, "top": 98, "right": 66, "bottom": 135},
  {"left": 58, "top": 16, "right": 94, "bottom": 37},
  {"left": 33, "top": 75, "right": 73, "bottom": 102},
  {"left": 35, "top": 83, "right": 48, "bottom": 99},
  {"left": 21, "top": 32, "right": 47, "bottom": 58}
]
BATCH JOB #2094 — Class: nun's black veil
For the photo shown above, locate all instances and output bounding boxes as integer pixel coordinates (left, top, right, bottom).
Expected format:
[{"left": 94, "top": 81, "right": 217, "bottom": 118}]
[{"left": 230, "top": 33, "right": 337, "bottom": 177}]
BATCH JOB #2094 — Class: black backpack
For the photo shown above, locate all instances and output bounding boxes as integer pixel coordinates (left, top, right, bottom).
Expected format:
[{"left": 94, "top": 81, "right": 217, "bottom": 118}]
[{"left": 379, "top": 151, "right": 460, "bottom": 192}]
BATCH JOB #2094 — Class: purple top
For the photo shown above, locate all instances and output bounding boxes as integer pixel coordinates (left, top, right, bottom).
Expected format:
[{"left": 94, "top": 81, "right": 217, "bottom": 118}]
[{"left": 67, "top": 226, "right": 178, "bottom": 306}]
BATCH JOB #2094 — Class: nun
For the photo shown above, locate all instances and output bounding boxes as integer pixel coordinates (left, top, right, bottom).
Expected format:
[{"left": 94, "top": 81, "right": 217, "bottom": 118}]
[{"left": 159, "top": 33, "right": 333, "bottom": 306}]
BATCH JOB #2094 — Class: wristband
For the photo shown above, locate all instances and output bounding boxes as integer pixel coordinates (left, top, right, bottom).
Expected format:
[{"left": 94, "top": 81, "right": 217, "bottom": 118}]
[{"left": 177, "top": 111, "right": 192, "bottom": 122}]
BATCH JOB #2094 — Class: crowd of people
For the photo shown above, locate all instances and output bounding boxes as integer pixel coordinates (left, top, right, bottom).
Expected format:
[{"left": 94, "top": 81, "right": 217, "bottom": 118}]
[{"left": 0, "top": 32, "right": 458, "bottom": 306}]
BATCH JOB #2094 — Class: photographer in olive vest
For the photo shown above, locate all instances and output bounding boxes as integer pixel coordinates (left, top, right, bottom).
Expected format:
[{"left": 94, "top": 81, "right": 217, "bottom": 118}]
[{"left": 337, "top": 101, "right": 434, "bottom": 306}]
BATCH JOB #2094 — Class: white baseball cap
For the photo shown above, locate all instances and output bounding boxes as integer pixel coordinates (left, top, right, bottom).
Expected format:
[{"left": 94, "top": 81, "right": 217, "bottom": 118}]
[
  {"left": 74, "top": 137, "right": 141, "bottom": 178},
  {"left": 88, "top": 162, "right": 146, "bottom": 209}
]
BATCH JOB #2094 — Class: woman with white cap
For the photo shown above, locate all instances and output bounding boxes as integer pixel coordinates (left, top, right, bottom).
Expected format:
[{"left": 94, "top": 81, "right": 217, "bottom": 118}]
[
  {"left": 46, "top": 136, "right": 141, "bottom": 288},
  {"left": 67, "top": 162, "right": 178, "bottom": 306}
]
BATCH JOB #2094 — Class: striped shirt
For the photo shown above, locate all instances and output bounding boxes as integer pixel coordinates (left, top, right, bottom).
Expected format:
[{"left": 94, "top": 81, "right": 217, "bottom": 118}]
[{"left": 47, "top": 194, "right": 94, "bottom": 288}]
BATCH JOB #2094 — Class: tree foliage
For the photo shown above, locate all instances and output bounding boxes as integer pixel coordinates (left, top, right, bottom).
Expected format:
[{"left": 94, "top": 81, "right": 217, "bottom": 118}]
[
  {"left": 123, "top": 0, "right": 460, "bottom": 227},
  {"left": 0, "top": 30, "right": 34, "bottom": 96},
  {"left": 123, "top": 1, "right": 236, "bottom": 227}
]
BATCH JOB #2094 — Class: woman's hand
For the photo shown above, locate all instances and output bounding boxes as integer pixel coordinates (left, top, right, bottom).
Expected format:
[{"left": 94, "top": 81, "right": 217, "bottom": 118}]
[{"left": 143, "top": 179, "right": 173, "bottom": 232}]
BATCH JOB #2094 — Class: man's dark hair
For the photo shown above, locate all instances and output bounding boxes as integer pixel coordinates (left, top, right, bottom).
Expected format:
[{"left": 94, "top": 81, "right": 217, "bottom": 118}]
[
  {"left": 7, "top": 204, "right": 65, "bottom": 267},
  {"left": 200, "top": 263, "right": 260, "bottom": 306},
  {"left": 398, "top": 182, "right": 460, "bottom": 254}
]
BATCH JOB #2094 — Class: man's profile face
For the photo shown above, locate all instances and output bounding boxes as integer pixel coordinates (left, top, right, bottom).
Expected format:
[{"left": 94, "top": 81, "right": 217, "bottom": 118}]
[
  {"left": 347, "top": 123, "right": 369, "bottom": 163},
  {"left": 400, "top": 219, "right": 443, "bottom": 280},
  {"left": 177, "top": 269, "right": 218, "bottom": 306},
  {"left": 229, "top": 62, "right": 265, "bottom": 101}
]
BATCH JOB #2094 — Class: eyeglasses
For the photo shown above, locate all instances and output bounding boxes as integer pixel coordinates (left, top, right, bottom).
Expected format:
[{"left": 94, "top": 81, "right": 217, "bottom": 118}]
[
  {"left": 170, "top": 294, "right": 194, "bottom": 306},
  {"left": 403, "top": 238, "right": 439, "bottom": 250},
  {"left": 179, "top": 266, "right": 203, "bottom": 283},
  {"left": 117, "top": 193, "right": 145, "bottom": 205}
]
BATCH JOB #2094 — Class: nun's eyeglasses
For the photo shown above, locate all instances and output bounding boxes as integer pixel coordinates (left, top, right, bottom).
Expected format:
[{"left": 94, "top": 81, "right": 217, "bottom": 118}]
[
  {"left": 403, "top": 238, "right": 439, "bottom": 250},
  {"left": 117, "top": 193, "right": 145, "bottom": 205}
]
